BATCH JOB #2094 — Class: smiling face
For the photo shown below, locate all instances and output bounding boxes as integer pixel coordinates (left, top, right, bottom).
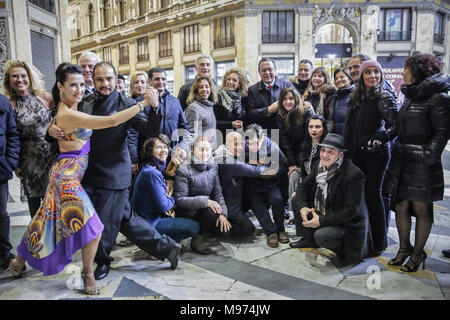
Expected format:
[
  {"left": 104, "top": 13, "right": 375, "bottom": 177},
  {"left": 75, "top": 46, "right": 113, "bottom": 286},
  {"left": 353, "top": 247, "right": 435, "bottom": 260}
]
[
  {"left": 348, "top": 57, "right": 361, "bottom": 82},
  {"left": 94, "top": 66, "right": 116, "bottom": 96},
  {"left": 150, "top": 72, "right": 167, "bottom": 94},
  {"left": 132, "top": 75, "right": 147, "bottom": 96},
  {"left": 59, "top": 73, "right": 85, "bottom": 106},
  {"left": 9, "top": 67, "right": 30, "bottom": 95},
  {"left": 195, "top": 58, "right": 212, "bottom": 77},
  {"left": 225, "top": 72, "right": 240, "bottom": 92},
  {"left": 79, "top": 55, "right": 97, "bottom": 87},
  {"left": 363, "top": 67, "right": 382, "bottom": 88},
  {"left": 193, "top": 138, "right": 212, "bottom": 162},
  {"left": 197, "top": 79, "right": 211, "bottom": 100},
  {"left": 297, "top": 63, "right": 312, "bottom": 81},
  {"left": 334, "top": 71, "right": 352, "bottom": 89},
  {"left": 320, "top": 146, "right": 342, "bottom": 169},
  {"left": 282, "top": 91, "right": 296, "bottom": 111},
  {"left": 152, "top": 139, "right": 169, "bottom": 162},
  {"left": 116, "top": 78, "right": 125, "bottom": 93},
  {"left": 259, "top": 61, "right": 276, "bottom": 85},
  {"left": 226, "top": 133, "right": 244, "bottom": 157},
  {"left": 402, "top": 66, "right": 416, "bottom": 85},
  {"left": 311, "top": 72, "right": 325, "bottom": 89},
  {"left": 308, "top": 119, "right": 324, "bottom": 142}
]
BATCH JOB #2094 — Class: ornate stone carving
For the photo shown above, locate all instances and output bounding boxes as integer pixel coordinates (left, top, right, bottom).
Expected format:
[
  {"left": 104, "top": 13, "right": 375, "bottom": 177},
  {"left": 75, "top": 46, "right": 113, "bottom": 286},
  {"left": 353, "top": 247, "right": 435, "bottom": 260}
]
[
  {"left": 0, "top": 18, "right": 8, "bottom": 80},
  {"left": 313, "top": 4, "right": 360, "bottom": 27}
]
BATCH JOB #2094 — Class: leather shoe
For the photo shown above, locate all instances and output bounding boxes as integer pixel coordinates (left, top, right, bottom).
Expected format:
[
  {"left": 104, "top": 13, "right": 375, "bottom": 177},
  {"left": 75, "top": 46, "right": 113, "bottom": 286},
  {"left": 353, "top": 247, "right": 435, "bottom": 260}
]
[
  {"left": 289, "top": 238, "right": 318, "bottom": 249},
  {"left": 278, "top": 232, "right": 290, "bottom": 244},
  {"left": 167, "top": 243, "right": 181, "bottom": 270},
  {"left": 94, "top": 263, "right": 110, "bottom": 280},
  {"left": 267, "top": 233, "right": 279, "bottom": 248},
  {"left": 0, "top": 254, "right": 13, "bottom": 269},
  {"left": 442, "top": 249, "right": 450, "bottom": 258}
]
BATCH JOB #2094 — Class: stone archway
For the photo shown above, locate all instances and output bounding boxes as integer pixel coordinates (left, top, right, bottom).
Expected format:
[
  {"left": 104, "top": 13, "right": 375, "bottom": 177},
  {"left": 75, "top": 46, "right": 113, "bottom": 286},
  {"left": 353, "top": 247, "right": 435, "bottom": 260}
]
[{"left": 312, "top": 5, "right": 361, "bottom": 55}]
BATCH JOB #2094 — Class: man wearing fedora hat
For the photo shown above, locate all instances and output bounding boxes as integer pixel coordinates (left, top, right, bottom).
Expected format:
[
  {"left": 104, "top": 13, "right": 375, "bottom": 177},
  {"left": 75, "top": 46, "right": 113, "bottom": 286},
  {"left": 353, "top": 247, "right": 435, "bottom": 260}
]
[{"left": 291, "top": 133, "right": 372, "bottom": 266}]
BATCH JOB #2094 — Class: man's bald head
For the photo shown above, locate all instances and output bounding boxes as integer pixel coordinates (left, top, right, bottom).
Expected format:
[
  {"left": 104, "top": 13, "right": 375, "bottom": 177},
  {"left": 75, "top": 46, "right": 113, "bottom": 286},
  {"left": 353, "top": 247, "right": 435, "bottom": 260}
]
[{"left": 225, "top": 132, "right": 244, "bottom": 157}]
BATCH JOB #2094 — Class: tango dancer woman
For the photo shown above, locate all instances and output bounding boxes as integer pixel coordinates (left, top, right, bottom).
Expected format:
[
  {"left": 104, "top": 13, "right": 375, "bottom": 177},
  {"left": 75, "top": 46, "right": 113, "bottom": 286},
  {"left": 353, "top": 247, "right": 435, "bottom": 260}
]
[{"left": 8, "top": 63, "right": 150, "bottom": 294}]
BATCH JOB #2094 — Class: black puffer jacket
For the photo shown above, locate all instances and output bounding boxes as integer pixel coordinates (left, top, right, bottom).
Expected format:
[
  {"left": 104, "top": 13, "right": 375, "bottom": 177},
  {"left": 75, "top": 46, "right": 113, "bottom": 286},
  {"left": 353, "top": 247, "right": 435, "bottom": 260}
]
[
  {"left": 174, "top": 155, "right": 228, "bottom": 218},
  {"left": 386, "top": 73, "right": 450, "bottom": 203},
  {"left": 344, "top": 88, "right": 398, "bottom": 159}
]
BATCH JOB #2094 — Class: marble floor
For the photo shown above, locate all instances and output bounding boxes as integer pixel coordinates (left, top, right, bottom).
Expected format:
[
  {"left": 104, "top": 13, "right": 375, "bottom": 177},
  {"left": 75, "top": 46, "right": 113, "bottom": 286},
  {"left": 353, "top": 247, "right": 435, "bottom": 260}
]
[{"left": 1, "top": 174, "right": 449, "bottom": 301}]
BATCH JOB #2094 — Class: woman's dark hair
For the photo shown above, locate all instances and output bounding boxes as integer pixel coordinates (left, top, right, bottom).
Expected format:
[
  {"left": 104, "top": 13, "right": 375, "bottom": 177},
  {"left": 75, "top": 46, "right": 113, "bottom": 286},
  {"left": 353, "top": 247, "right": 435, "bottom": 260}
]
[
  {"left": 351, "top": 64, "right": 384, "bottom": 105},
  {"left": 300, "top": 114, "right": 328, "bottom": 160},
  {"left": 52, "top": 62, "right": 83, "bottom": 108},
  {"left": 333, "top": 67, "right": 353, "bottom": 85},
  {"left": 277, "top": 87, "right": 306, "bottom": 130},
  {"left": 141, "top": 134, "right": 171, "bottom": 162},
  {"left": 404, "top": 53, "right": 442, "bottom": 84}
]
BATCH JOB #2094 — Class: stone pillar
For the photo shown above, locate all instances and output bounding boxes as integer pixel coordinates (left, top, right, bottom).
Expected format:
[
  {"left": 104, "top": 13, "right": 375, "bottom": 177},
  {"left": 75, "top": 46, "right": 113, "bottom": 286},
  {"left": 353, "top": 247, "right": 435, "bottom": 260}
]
[
  {"left": 360, "top": 6, "right": 378, "bottom": 59},
  {"left": 199, "top": 20, "right": 211, "bottom": 55},
  {"left": 415, "top": 7, "right": 435, "bottom": 55},
  {"left": 235, "top": 10, "right": 260, "bottom": 84},
  {"left": 112, "top": 45, "right": 119, "bottom": 72},
  {"left": 11, "top": 0, "right": 32, "bottom": 63},
  {"left": 149, "top": 33, "right": 157, "bottom": 68},
  {"left": 129, "top": 39, "right": 136, "bottom": 74},
  {"left": 444, "top": 15, "right": 450, "bottom": 74},
  {"left": 58, "top": 0, "right": 71, "bottom": 62},
  {"left": 172, "top": 28, "right": 183, "bottom": 95},
  {"left": 297, "top": 7, "right": 314, "bottom": 63}
]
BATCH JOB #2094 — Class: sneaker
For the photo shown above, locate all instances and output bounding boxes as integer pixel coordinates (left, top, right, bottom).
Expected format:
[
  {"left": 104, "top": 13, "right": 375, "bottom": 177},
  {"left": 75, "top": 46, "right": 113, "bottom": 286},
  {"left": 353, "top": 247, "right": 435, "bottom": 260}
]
[
  {"left": 442, "top": 249, "right": 450, "bottom": 258},
  {"left": 266, "top": 233, "right": 279, "bottom": 248},
  {"left": 278, "top": 231, "right": 290, "bottom": 244}
]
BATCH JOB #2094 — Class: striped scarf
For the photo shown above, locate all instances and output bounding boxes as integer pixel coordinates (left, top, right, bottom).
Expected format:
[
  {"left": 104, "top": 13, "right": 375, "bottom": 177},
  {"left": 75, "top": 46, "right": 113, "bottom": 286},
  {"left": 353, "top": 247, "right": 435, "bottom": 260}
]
[{"left": 314, "top": 157, "right": 344, "bottom": 216}]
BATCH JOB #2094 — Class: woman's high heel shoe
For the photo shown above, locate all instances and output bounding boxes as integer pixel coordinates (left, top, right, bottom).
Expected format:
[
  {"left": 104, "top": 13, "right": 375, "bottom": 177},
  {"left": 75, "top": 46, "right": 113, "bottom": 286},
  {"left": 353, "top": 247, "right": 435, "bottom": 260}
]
[
  {"left": 8, "top": 258, "right": 26, "bottom": 279},
  {"left": 401, "top": 251, "right": 427, "bottom": 272},
  {"left": 388, "top": 245, "right": 413, "bottom": 266},
  {"left": 81, "top": 273, "right": 99, "bottom": 295}
]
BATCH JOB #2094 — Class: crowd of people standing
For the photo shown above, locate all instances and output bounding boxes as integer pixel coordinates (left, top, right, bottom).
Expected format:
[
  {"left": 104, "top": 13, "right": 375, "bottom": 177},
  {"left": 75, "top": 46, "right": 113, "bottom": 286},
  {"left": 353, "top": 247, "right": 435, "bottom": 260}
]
[{"left": 0, "top": 49, "right": 449, "bottom": 295}]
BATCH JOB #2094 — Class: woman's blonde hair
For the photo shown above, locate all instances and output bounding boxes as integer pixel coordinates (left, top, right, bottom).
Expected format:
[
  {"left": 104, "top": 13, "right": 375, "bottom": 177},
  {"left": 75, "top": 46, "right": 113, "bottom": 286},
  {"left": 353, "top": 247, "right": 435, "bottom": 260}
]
[
  {"left": 129, "top": 71, "right": 148, "bottom": 97},
  {"left": 186, "top": 75, "right": 217, "bottom": 105},
  {"left": 2, "top": 59, "right": 46, "bottom": 99},
  {"left": 219, "top": 67, "right": 249, "bottom": 96}
]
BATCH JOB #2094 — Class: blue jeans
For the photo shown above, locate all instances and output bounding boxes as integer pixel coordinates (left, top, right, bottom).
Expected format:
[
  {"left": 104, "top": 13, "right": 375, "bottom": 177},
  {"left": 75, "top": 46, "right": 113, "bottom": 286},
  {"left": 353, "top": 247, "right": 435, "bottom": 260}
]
[{"left": 155, "top": 217, "right": 200, "bottom": 242}]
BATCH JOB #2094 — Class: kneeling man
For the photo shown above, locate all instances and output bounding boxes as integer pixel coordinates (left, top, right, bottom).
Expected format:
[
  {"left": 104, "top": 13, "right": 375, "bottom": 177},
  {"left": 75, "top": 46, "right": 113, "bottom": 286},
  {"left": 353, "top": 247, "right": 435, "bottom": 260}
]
[{"left": 291, "top": 133, "right": 370, "bottom": 266}]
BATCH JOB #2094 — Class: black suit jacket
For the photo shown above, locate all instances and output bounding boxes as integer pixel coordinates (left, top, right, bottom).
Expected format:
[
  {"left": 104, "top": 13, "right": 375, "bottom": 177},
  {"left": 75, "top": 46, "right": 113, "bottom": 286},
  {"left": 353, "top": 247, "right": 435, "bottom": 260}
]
[
  {"left": 243, "top": 78, "right": 293, "bottom": 130},
  {"left": 80, "top": 90, "right": 160, "bottom": 190}
]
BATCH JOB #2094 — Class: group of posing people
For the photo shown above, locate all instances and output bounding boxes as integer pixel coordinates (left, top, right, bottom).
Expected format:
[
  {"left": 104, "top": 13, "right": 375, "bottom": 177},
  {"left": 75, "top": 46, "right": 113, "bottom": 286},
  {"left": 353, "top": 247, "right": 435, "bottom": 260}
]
[{"left": 0, "top": 49, "right": 449, "bottom": 296}]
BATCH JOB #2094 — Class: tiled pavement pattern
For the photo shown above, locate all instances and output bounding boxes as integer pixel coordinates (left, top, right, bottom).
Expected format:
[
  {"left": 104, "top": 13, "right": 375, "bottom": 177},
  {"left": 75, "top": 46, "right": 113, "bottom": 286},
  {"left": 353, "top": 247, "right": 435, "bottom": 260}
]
[{"left": 1, "top": 145, "right": 449, "bottom": 300}]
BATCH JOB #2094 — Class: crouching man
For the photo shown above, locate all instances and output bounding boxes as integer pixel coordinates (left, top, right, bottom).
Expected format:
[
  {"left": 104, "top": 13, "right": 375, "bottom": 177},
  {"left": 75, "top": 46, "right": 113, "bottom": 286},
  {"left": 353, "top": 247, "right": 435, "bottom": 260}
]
[{"left": 291, "top": 133, "right": 371, "bottom": 266}]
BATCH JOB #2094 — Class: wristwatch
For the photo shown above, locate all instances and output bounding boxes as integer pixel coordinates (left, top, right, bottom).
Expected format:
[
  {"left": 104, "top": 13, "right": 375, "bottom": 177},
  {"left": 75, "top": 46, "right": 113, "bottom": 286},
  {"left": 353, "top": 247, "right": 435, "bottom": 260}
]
[{"left": 137, "top": 101, "right": 145, "bottom": 111}]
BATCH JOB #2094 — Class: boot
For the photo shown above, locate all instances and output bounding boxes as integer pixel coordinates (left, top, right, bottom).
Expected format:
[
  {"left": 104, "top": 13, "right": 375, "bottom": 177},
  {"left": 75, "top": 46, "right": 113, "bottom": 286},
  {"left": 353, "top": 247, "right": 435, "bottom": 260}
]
[{"left": 190, "top": 234, "right": 214, "bottom": 255}]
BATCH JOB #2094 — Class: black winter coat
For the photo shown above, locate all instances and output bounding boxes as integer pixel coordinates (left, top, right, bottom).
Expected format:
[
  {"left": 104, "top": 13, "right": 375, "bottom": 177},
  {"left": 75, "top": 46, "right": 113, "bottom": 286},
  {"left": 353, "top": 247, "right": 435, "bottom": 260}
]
[
  {"left": 213, "top": 92, "right": 246, "bottom": 139},
  {"left": 277, "top": 109, "right": 313, "bottom": 167},
  {"left": 386, "top": 73, "right": 450, "bottom": 204},
  {"left": 344, "top": 88, "right": 398, "bottom": 159},
  {"left": 292, "top": 159, "right": 373, "bottom": 264}
]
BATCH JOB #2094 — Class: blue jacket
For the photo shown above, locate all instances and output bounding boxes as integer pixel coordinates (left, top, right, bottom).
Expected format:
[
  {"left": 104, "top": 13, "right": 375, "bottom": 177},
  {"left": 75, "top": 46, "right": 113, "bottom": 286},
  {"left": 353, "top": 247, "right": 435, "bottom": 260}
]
[
  {"left": 0, "top": 94, "right": 20, "bottom": 182},
  {"left": 131, "top": 160, "right": 175, "bottom": 226},
  {"left": 133, "top": 91, "right": 190, "bottom": 163}
]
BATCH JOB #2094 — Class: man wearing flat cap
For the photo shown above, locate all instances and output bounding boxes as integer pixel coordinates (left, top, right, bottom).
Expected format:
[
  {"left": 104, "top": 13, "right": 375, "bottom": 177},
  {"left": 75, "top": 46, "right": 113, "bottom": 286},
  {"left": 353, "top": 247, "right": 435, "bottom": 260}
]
[{"left": 291, "top": 133, "right": 372, "bottom": 266}]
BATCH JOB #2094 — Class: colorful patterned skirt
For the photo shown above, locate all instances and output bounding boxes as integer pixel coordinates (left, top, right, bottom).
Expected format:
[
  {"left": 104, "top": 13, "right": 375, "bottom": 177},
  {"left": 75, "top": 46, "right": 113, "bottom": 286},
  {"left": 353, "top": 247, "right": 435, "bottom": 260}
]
[{"left": 17, "top": 140, "right": 104, "bottom": 276}]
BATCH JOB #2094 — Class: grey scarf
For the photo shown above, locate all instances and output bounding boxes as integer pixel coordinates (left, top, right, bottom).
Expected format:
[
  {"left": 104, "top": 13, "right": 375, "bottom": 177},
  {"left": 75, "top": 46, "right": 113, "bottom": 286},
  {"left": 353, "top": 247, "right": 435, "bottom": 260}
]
[{"left": 314, "top": 156, "right": 344, "bottom": 216}]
